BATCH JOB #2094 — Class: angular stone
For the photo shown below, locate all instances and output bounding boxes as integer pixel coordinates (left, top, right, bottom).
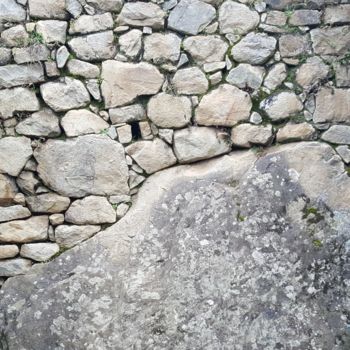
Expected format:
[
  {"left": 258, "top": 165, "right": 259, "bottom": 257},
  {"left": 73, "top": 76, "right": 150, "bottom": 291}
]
[
  {"left": 219, "top": 0, "right": 259, "bottom": 35},
  {"left": 231, "top": 124, "right": 273, "bottom": 148},
  {"left": 195, "top": 84, "right": 251, "bottom": 127},
  {"left": 265, "top": 0, "right": 303, "bottom": 10},
  {"left": 0, "top": 0, "right": 26, "bottom": 26},
  {"left": 289, "top": 10, "right": 321, "bottom": 26},
  {"left": 34, "top": 135, "right": 129, "bottom": 197},
  {"left": 0, "top": 174, "right": 18, "bottom": 206},
  {"left": 0, "top": 216, "right": 48, "bottom": 243},
  {"left": 66, "top": 0, "right": 82, "bottom": 18},
  {"left": 1, "top": 25, "right": 28, "bottom": 48},
  {"left": 16, "top": 109, "right": 61, "bottom": 138},
  {"left": 0, "top": 245, "right": 19, "bottom": 259},
  {"left": 144, "top": 33, "right": 181, "bottom": 64},
  {"left": 26, "top": 193, "right": 70, "bottom": 213},
  {"left": 69, "top": 13, "right": 114, "bottom": 34},
  {"left": 0, "top": 64, "right": 45, "bottom": 89},
  {"left": 61, "top": 109, "right": 109, "bottom": 137},
  {"left": 264, "top": 63, "right": 287, "bottom": 90},
  {"left": 334, "top": 63, "right": 350, "bottom": 88},
  {"left": 68, "top": 31, "right": 116, "bottom": 62},
  {"left": 67, "top": 59, "right": 99, "bottom": 79},
  {"left": 109, "top": 104, "right": 146, "bottom": 124},
  {"left": 0, "top": 205, "right": 31, "bottom": 223},
  {"left": 324, "top": 5, "right": 350, "bottom": 25},
  {"left": 172, "top": 67, "right": 208, "bottom": 95},
  {"left": 118, "top": 29, "right": 143, "bottom": 59},
  {"left": 56, "top": 46, "right": 69, "bottom": 68},
  {"left": 260, "top": 92, "right": 303, "bottom": 121},
  {"left": 173, "top": 126, "right": 231, "bottom": 163},
  {"left": 0, "top": 258, "right": 32, "bottom": 277},
  {"left": 0, "top": 137, "right": 32, "bottom": 177},
  {"left": 101, "top": 61, "right": 164, "bottom": 108},
  {"left": 265, "top": 10, "right": 286, "bottom": 26},
  {"left": 28, "top": 0, "right": 66, "bottom": 19},
  {"left": 16, "top": 171, "right": 39, "bottom": 195},
  {"left": 54, "top": 224, "right": 100, "bottom": 248},
  {"left": 117, "top": 2, "right": 165, "bottom": 29},
  {"left": 226, "top": 64, "right": 265, "bottom": 90},
  {"left": 40, "top": 78, "right": 90, "bottom": 112},
  {"left": 183, "top": 35, "right": 228, "bottom": 65},
  {"left": 0, "top": 48, "right": 12, "bottom": 65},
  {"left": 279, "top": 34, "right": 311, "bottom": 58},
  {"left": 168, "top": 0, "right": 216, "bottom": 35},
  {"left": 296, "top": 57, "right": 329, "bottom": 88},
  {"left": 65, "top": 196, "right": 116, "bottom": 225},
  {"left": 313, "top": 88, "right": 350, "bottom": 123},
  {"left": 13, "top": 45, "right": 50, "bottom": 64},
  {"left": 336, "top": 145, "right": 350, "bottom": 164},
  {"left": 277, "top": 122, "right": 316, "bottom": 143},
  {"left": 36, "top": 20, "right": 67, "bottom": 44},
  {"left": 126, "top": 138, "right": 177, "bottom": 174},
  {"left": 20, "top": 243, "right": 60, "bottom": 262},
  {"left": 116, "top": 125, "right": 132, "bottom": 144},
  {"left": 147, "top": 93, "right": 192, "bottom": 129},
  {"left": 321, "top": 125, "right": 350, "bottom": 145},
  {"left": 231, "top": 33, "right": 277, "bottom": 65},
  {"left": 86, "top": 0, "right": 123, "bottom": 12}
]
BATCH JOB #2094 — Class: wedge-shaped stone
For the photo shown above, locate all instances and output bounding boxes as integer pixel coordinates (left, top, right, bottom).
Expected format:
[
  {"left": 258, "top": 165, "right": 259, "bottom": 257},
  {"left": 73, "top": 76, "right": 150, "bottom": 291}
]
[
  {"left": 28, "top": 0, "right": 67, "bottom": 19},
  {"left": 0, "top": 205, "right": 31, "bottom": 223},
  {"left": 101, "top": 61, "right": 164, "bottom": 108},
  {"left": 86, "top": 0, "right": 123, "bottom": 12},
  {"left": 321, "top": 125, "right": 350, "bottom": 145},
  {"left": 26, "top": 193, "right": 70, "bottom": 213},
  {"left": 109, "top": 104, "right": 146, "bottom": 124},
  {"left": 55, "top": 224, "right": 100, "bottom": 248},
  {"left": 231, "top": 124, "right": 273, "bottom": 148},
  {"left": 195, "top": 84, "right": 252, "bottom": 127},
  {"left": 66, "top": 59, "right": 100, "bottom": 79},
  {"left": 0, "top": 174, "right": 18, "bottom": 206},
  {"left": 34, "top": 135, "right": 129, "bottom": 197},
  {"left": 20, "top": 243, "right": 60, "bottom": 262},
  {"left": 0, "top": 258, "right": 32, "bottom": 277},
  {"left": 277, "top": 123, "right": 316, "bottom": 143}
]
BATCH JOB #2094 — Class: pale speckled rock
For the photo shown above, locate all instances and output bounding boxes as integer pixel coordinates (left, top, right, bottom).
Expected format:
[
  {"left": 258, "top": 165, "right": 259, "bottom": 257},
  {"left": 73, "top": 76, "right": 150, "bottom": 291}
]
[
  {"left": 34, "top": 135, "right": 129, "bottom": 197},
  {"left": 26, "top": 193, "right": 70, "bottom": 213},
  {"left": 144, "top": 33, "right": 181, "bottom": 64},
  {"left": 321, "top": 125, "right": 350, "bottom": 145},
  {"left": 101, "top": 61, "right": 164, "bottom": 108},
  {"left": 289, "top": 9, "right": 321, "bottom": 26},
  {"left": 68, "top": 31, "right": 116, "bottom": 61},
  {"left": 183, "top": 35, "right": 228, "bottom": 65},
  {"left": 28, "top": 0, "right": 67, "bottom": 19},
  {"left": 277, "top": 123, "right": 316, "bottom": 143},
  {"left": 324, "top": 5, "right": 350, "bottom": 25},
  {"left": 297, "top": 55, "right": 330, "bottom": 88},
  {"left": 264, "top": 62, "right": 287, "bottom": 90},
  {"left": 195, "top": 84, "right": 252, "bottom": 127},
  {"left": 231, "top": 33, "right": 277, "bottom": 65},
  {"left": 20, "top": 243, "right": 60, "bottom": 262},
  {"left": 0, "top": 174, "right": 18, "bottom": 206},
  {"left": 0, "top": 205, "right": 31, "bottom": 223},
  {"left": 0, "top": 48, "right": 12, "bottom": 65},
  {"left": 118, "top": 29, "right": 142, "bottom": 59},
  {"left": 260, "top": 92, "right": 303, "bottom": 121},
  {"left": 174, "top": 126, "right": 231, "bottom": 163},
  {"left": 126, "top": 138, "right": 177, "bottom": 174},
  {"left": 0, "top": 25, "right": 28, "bottom": 48},
  {"left": 0, "top": 137, "right": 32, "bottom": 177},
  {"left": 168, "top": 0, "right": 216, "bottom": 35},
  {"left": 0, "top": 64, "right": 45, "bottom": 89},
  {"left": 279, "top": 34, "right": 311, "bottom": 58},
  {"left": 69, "top": 13, "right": 114, "bottom": 34},
  {"left": 335, "top": 63, "right": 350, "bottom": 88},
  {"left": 313, "top": 88, "right": 350, "bottom": 123},
  {"left": 40, "top": 78, "right": 90, "bottom": 112},
  {"left": 0, "top": 216, "right": 48, "bottom": 243},
  {"left": 15, "top": 109, "right": 61, "bottom": 138},
  {"left": 219, "top": 0, "right": 259, "bottom": 35},
  {"left": 0, "top": 245, "right": 19, "bottom": 259},
  {"left": 56, "top": 46, "right": 70, "bottom": 69},
  {"left": 36, "top": 20, "right": 67, "bottom": 44},
  {"left": 67, "top": 59, "right": 100, "bottom": 79},
  {"left": 117, "top": 2, "right": 165, "bottom": 29},
  {"left": 65, "top": 196, "right": 116, "bottom": 225},
  {"left": 147, "top": 93, "right": 192, "bottom": 129},
  {"left": 0, "top": 258, "right": 32, "bottom": 277},
  {"left": 109, "top": 104, "right": 146, "bottom": 124},
  {"left": 13, "top": 44, "right": 50, "bottom": 64},
  {"left": 231, "top": 124, "right": 273, "bottom": 148},
  {"left": 61, "top": 109, "right": 109, "bottom": 137},
  {"left": 172, "top": 67, "right": 208, "bottom": 95},
  {"left": 336, "top": 145, "right": 350, "bottom": 164},
  {"left": 86, "top": 0, "right": 123, "bottom": 12},
  {"left": 54, "top": 224, "right": 101, "bottom": 248},
  {"left": 226, "top": 64, "right": 265, "bottom": 90},
  {"left": 0, "top": 0, "right": 26, "bottom": 27}
]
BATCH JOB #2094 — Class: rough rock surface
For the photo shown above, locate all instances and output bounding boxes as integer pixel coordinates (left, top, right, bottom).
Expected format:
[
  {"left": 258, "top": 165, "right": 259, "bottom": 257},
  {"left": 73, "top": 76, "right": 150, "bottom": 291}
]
[{"left": 1, "top": 143, "right": 349, "bottom": 349}]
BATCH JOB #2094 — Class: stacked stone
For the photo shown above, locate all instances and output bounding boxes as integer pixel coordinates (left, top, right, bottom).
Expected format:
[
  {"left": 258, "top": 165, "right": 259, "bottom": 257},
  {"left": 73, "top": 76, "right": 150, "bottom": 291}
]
[{"left": 0, "top": 0, "right": 350, "bottom": 283}]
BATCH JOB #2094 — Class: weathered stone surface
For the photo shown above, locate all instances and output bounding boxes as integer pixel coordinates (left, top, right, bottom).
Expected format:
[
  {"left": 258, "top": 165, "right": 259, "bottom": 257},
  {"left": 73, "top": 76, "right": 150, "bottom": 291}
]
[
  {"left": 172, "top": 67, "right": 208, "bottom": 95},
  {"left": 68, "top": 31, "right": 116, "bottom": 62},
  {"left": 231, "top": 33, "right": 277, "bottom": 65},
  {"left": 0, "top": 0, "right": 26, "bottom": 27},
  {"left": 126, "top": 138, "right": 177, "bottom": 174},
  {"left": 336, "top": 145, "right": 350, "bottom": 164},
  {"left": 195, "top": 84, "right": 252, "bottom": 126},
  {"left": 16, "top": 109, "right": 61, "bottom": 138},
  {"left": 313, "top": 88, "right": 350, "bottom": 123},
  {"left": 144, "top": 33, "right": 181, "bottom": 64},
  {"left": 147, "top": 93, "right": 192, "bottom": 129},
  {"left": 0, "top": 48, "right": 12, "bottom": 65},
  {"left": 118, "top": 29, "right": 142, "bottom": 59},
  {"left": 13, "top": 45, "right": 50, "bottom": 64},
  {"left": 279, "top": 34, "right": 311, "bottom": 58},
  {"left": 0, "top": 64, "right": 44, "bottom": 89},
  {"left": 264, "top": 62, "right": 287, "bottom": 90},
  {"left": 101, "top": 61, "right": 164, "bottom": 108},
  {"left": 168, "top": 0, "right": 216, "bottom": 35},
  {"left": 231, "top": 124, "right": 273, "bottom": 148},
  {"left": 67, "top": 59, "right": 100, "bottom": 79},
  {"left": 277, "top": 122, "right": 316, "bottom": 143},
  {"left": 56, "top": 46, "right": 69, "bottom": 68},
  {"left": 0, "top": 258, "right": 31, "bottom": 277},
  {"left": 0, "top": 174, "right": 18, "bottom": 206},
  {"left": 117, "top": 2, "right": 165, "bottom": 29},
  {"left": 265, "top": 0, "right": 303, "bottom": 10},
  {"left": 0, "top": 216, "right": 48, "bottom": 243},
  {"left": 26, "top": 193, "right": 70, "bottom": 213},
  {"left": 183, "top": 35, "right": 228, "bottom": 65},
  {"left": 335, "top": 63, "right": 350, "bottom": 88},
  {"left": 0, "top": 137, "right": 32, "bottom": 177},
  {"left": 296, "top": 56, "right": 329, "bottom": 88},
  {"left": 324, "top": 5, "right": 350, "bottom": 25},
  {"left": 109, "top": 104, "right": 146, "bottom": 124},
  {"left": 65, "top": 196, "right": 116, "bottom": 225},
  {"left": 61, "top": 109, "right": 108, "bottom": 137},
  {"left": 218, "top": 0, "right": 259, "bottom": 35},
  {"left": 28, "top": 0, "right": 67, "bottom": 19},
  {"left": 289, "top": 10, "right": 321, "bottom": 26},
  {"left": 0, "top": 205, "right": 31, "bottom": 223},
  {"left": 321, "top": 125, "right": 350, "bottom": 145},
  {"left": 54, "top": 224, "right": 100, "bottom": 248},
  {"left": 36, "top": 20, "right": 67, "bottom": 44},
  {"left": 34, "top": 135, "right": 129, "bottom": 197},
  {"left": 260, "top": 92, "right": 303, "bottom": 121},
  {"left": 20, "top": 243, "right": 60, "bottom": 262},
  {"left": 0, "top": 87, "right": 40, "bottom": 119},
  {"left": 226, "top": 64, "right": 265, "bottom": 90},
  {"left": 0, "top": 245, "right": 19, "bottom": 259},
  {"left": 174, "top": 126, "right": 231, "bottom": 163},
  {"left": 16, "top": 171, "right": 39, "bottom": 196},
  {"left": 69, "top": 13, "right": 114, "bottom": 34},
  {"left": 1, "top": 142, "right": 350, "bottom": 348},
  {"left": 0, "top": 25, "right": 28, "bottom": 48},
  {"left": 86, "top": 0, "right": 123, "bottom": 12},
  {"left": 40, "top": 78, "right": 90, "bottom": 112}
]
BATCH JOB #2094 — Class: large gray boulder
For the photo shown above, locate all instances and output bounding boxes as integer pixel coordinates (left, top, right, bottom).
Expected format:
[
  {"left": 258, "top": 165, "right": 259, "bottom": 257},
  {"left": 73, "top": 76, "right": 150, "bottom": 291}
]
[{"left": 0, "top": 142, "right": 350, "bottom": 349}]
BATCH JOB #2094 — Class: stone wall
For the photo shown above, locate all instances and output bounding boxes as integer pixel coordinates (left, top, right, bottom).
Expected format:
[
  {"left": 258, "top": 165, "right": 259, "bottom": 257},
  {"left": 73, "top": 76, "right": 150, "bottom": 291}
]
[{"left": 0, "top": 0, "right": 350, "bottom": 284}]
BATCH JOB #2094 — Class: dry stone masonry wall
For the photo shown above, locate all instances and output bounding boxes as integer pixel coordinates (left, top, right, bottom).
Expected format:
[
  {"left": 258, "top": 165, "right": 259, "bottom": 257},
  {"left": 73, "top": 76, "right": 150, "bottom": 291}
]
[{"left": 0, "top": 0, "right": 350, "bottom": 284}]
